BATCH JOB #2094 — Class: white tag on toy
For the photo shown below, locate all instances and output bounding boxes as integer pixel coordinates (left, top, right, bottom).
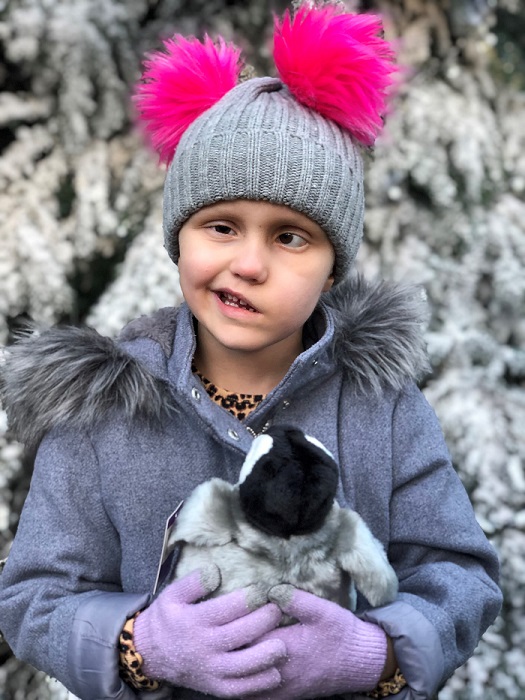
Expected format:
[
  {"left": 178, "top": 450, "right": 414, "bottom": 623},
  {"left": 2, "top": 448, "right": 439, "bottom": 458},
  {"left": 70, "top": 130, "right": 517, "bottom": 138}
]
[{"left": 153, "top": 501, "right": 184, "bottom": 594}]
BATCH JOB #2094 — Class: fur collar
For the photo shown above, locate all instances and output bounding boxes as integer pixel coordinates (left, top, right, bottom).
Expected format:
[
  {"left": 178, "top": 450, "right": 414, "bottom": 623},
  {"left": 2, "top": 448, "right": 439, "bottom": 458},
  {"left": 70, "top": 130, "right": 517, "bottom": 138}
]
[
  {"left": 0, "top": 326, "right": 176, "bottom": 450},
  {"left": 324, "top": 275, "right": 430, "bottom": 394},
  {"left": 0, "top": 276, "right": 430, "bottom": 448}
]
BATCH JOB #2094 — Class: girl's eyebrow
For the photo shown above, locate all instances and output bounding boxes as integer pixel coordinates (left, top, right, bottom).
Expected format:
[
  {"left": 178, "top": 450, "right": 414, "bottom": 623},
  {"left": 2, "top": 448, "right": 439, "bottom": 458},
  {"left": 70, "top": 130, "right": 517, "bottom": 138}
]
[
  {"left": 203, "top": 207, "right": 313, "bottom": 227},
  {"left": 196, "top": 206, "right": 238, "bottom": 219}
]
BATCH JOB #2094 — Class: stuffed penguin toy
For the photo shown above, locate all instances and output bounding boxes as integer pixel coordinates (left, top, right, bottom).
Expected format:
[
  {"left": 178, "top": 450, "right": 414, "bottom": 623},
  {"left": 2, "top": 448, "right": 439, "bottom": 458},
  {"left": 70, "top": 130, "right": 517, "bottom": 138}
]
[{"left": 170, "top": 426, "right": 398, "bottom": 610}]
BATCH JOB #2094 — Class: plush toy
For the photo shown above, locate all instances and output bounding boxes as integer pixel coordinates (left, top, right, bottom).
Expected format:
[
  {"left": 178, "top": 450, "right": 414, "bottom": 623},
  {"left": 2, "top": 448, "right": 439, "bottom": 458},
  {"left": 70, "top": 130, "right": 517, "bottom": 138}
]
[{"left": 170, "top": 426, "right": 398, "bottom": 611}]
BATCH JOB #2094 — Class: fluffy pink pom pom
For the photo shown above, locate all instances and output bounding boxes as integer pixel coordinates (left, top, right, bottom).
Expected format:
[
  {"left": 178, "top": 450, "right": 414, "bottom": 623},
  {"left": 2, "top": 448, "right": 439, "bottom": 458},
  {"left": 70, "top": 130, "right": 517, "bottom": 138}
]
[
  {"left": 274, "top": 4, "right": 396, "bottom": 146},
  {"left": 134, "top": 35, "right": 243, "bottom": 163}
]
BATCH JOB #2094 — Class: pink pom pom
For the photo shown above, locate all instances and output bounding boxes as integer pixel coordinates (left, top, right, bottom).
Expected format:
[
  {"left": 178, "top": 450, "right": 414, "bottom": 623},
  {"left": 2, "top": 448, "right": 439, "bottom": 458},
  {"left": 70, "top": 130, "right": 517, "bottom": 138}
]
[
  {"left": 134, "top": 35, "right": 243, "bottom": 163},
  {"left": 273, "top": 4, "right": 396, "bottom": 146}
]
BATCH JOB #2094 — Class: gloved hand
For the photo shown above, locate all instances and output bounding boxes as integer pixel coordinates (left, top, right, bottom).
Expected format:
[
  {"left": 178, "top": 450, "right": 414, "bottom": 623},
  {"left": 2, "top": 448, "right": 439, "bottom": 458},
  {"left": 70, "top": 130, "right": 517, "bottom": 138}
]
[
  {"left": 243, "top": 584, "right": 388, "bottom": 700},
  {"left": 133, "top": 566, "right": 286, "bottom": 698}
]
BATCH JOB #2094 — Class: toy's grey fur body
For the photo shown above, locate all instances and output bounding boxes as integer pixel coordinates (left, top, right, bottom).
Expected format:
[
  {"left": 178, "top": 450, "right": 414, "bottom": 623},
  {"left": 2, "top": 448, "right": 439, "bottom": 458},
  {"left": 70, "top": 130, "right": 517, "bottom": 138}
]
[{"left": 172, "top": 478, "right": 398, "bottom": 609}]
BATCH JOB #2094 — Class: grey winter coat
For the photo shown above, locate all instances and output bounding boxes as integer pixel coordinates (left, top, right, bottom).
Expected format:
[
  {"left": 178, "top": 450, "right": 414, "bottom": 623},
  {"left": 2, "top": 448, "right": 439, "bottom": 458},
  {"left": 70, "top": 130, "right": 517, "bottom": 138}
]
[{"left": 0, "top": 276, "right": 502, "bottom": 700}]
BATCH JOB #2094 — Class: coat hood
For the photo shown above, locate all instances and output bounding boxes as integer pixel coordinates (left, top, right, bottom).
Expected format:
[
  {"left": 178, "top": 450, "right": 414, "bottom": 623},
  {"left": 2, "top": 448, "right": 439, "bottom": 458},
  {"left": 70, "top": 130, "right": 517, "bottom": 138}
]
[{"left": 0, "top": 276, "right": 430, "bottom": 449}]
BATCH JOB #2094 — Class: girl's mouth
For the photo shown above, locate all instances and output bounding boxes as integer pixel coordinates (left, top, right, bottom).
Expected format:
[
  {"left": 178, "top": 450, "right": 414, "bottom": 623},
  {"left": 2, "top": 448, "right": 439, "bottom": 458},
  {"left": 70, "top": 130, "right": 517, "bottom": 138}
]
[{"left": 216, "top": 291, "right": 258, "bottom": 313}]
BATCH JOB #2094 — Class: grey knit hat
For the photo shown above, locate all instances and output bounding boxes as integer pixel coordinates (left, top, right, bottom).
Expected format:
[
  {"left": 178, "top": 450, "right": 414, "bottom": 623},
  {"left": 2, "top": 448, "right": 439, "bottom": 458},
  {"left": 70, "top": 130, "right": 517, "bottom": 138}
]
[
  {"left": 163, "top": 77, "right": 364, "bottom": 283},
  {"left": 135, "top": 4, "right": 395, "bottom": 284}
]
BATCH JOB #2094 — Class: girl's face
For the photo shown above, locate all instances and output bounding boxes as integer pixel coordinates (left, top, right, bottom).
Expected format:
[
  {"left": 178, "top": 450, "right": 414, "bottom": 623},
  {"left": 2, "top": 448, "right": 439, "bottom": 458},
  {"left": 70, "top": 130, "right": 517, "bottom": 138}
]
[{"left": 177, "top": 199, "right": 335, "bottom": 368}]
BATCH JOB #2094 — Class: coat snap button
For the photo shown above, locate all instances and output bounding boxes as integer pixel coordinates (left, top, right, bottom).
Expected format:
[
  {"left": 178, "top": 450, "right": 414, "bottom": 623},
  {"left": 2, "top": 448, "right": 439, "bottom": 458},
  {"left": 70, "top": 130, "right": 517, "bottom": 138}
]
[
  {"left": 191, "top": 387, "right": 201, "bottom": 400},
  {"left": 312, "top": 359, "right": 318, "bottom": 366},
  {"left": 282, "top": 399, "right": 290, "bottom": 409},
  {"left": 228, "top": 429, "right": 240, "bottom": 441}
]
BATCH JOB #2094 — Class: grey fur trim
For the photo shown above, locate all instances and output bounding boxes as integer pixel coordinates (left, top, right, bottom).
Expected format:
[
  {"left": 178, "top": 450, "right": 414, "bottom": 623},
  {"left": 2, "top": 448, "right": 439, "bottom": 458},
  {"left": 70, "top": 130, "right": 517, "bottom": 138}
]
[
  {"left": 0, "top": 324, "right": 174, "bottom": 449},
  {"left": 118, "top": 306, "right": 180, "bottom": 357},
  {"left": 325, "top": 275, "right": 431, "bottom": 393}
]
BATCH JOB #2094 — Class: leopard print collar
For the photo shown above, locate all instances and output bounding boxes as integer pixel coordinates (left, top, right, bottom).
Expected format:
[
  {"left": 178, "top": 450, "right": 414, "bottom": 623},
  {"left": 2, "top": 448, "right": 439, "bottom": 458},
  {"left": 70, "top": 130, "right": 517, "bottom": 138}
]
[{"left": 192, "top": 363, "right": 266, "bottom": 421}]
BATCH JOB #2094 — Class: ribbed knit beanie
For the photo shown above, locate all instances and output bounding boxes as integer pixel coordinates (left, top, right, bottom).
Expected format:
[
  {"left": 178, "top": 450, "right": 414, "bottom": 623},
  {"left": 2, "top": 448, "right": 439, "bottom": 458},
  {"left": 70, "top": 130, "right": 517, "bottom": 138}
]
[{"left": 135, "top": 3, "right": 396, "bottom": 283}]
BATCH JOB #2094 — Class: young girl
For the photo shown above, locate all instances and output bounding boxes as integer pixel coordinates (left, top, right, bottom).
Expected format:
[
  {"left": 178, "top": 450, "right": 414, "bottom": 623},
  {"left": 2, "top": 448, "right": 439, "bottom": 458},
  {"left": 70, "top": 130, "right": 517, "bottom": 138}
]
[{"left": 0, "top": 4, "right": 501, "bottom": 700}]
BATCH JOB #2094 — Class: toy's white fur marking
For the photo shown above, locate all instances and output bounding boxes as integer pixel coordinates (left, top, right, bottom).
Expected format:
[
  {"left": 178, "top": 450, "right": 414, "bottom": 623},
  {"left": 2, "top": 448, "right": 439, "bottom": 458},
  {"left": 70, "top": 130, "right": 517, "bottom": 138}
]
[{"left": 238, "top": 434, "right": 273, "bottom": 484}]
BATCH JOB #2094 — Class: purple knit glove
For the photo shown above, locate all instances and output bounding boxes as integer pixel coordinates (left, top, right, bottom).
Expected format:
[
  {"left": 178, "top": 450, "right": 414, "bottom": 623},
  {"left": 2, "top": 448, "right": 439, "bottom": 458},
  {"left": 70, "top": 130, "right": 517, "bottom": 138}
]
[
  {"left": 243, "top": 585, "right": 387, "bottom": 700},
  {"left": 134, "top": 566, "right": 286, "bottom": 697}
]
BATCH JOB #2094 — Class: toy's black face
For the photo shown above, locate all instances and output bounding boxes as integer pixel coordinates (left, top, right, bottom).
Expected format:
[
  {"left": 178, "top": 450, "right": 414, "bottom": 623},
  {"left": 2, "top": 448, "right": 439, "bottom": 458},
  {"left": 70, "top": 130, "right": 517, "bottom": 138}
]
[{"left": 238, "top": 426, "right": 339, "bottom": 538}]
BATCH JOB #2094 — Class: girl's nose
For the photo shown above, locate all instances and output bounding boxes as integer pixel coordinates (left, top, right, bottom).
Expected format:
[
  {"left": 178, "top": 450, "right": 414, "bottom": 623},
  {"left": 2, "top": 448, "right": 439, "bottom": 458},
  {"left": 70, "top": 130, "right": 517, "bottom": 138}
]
[{"left": 228, "top": 237, "right": 269, "bottom": 283}]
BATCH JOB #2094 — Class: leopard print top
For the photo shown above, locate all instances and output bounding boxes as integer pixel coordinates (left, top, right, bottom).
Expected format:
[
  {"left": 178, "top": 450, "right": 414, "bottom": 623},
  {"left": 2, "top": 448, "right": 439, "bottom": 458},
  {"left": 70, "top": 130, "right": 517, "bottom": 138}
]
[
  {"left": 192, "top": 364, "right": 266, "bottom": 420},
  {"left": 118, "top": 613, "right": 160, "bottom": 690},
  {"left": 365, "top": 667, "right": 408, "bottom": 697}
]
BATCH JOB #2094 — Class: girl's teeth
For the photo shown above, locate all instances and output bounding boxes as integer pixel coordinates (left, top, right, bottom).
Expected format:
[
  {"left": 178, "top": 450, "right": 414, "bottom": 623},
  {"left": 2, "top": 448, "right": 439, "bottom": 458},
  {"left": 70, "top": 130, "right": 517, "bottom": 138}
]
[{"left": 221, "top": 292, "right": 255, "bottom": 311}]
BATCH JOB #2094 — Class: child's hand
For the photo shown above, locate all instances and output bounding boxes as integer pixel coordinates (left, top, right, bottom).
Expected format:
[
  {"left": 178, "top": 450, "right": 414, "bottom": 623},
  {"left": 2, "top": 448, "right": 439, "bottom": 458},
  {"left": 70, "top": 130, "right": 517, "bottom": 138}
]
[
  {"left": 242, "top": 584, "right": 388, "bottom": 700},
  {"left": 133, "top": 566, "right": 286, "bottom": 697}
]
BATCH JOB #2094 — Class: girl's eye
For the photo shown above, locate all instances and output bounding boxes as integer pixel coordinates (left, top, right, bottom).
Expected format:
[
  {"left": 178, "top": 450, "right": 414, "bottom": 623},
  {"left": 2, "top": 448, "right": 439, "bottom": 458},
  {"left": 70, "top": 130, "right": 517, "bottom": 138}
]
[
  {"left": 210, "top": 224, "right": 234, "bottom": 235},
  {"left": 278, "top": 232, "right": 307, "bottom": 248}
]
